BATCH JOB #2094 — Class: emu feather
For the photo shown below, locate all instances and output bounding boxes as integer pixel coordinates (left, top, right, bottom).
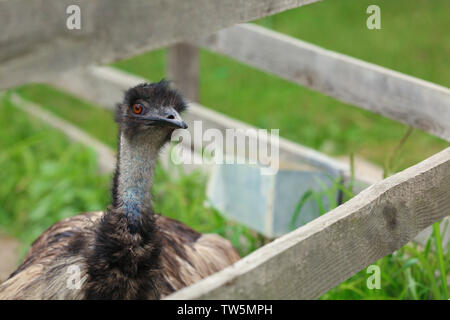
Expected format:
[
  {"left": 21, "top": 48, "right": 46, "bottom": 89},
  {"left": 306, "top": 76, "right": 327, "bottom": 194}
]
[{"left": 0, "top": 81, "right": 240, "bottom": 299}]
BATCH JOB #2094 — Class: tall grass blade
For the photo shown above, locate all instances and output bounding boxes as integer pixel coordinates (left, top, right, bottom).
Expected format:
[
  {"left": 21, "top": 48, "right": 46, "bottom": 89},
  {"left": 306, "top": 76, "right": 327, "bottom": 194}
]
[{"left": 432, "top": 222, "right": 448, "bottom": 299}]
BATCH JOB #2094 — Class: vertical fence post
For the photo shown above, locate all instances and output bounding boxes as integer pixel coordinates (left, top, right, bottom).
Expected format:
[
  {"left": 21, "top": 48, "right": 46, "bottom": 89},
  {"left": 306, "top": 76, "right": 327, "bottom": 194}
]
[{"left": 167, "top": 43, "right": 199, "bottom": 102}]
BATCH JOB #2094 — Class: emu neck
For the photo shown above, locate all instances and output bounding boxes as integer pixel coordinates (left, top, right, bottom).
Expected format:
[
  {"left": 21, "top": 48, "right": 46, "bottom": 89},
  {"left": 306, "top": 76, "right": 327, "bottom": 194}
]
[{"left": 114, "top": 132, "right": 160, "bottom": 229}]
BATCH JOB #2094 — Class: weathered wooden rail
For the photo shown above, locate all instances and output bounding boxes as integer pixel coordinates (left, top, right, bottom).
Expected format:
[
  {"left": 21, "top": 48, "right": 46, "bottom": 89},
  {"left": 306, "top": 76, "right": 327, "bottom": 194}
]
[
  {"left": 169, "top": 147, "right": 450, "bottom": 299},
  {"left": 1, "top": 0, "right": 449, "bottom": 299},
  {"left": 197, "top": 24, "right": 450, "bottom": 141}
]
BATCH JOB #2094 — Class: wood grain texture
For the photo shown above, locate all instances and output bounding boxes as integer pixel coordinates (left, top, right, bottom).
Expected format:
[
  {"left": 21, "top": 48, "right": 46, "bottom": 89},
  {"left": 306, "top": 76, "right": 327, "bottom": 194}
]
[
  {"left": 0, "top": 0, "right": 319, "bottom": 90},
  {"left": 167, "top": 43, "right": 199, "bottom": 102},
  {"left": 198, "top": 24, "right": 450, "bottom": 141},
  {"left": 167, "top": 147, "right": 450, "bottom": 299}
]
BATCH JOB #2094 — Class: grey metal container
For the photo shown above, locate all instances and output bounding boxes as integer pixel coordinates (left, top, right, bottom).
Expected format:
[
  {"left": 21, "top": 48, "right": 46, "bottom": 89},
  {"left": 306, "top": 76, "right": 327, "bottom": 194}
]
[{"left": 206, "top": 163, "right": 343, "bottom": 238}]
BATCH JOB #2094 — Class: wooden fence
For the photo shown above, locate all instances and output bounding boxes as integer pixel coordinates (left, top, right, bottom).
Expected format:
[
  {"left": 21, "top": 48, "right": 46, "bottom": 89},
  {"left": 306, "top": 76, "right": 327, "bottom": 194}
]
[{"left": 1, "top": 0, "right": 449, "bottom": 299}]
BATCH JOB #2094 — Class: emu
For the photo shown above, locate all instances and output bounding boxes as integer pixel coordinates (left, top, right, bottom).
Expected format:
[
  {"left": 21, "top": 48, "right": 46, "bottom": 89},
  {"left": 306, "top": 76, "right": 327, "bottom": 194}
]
[{"left": 0, "top": 81, "right": 240, "bottom": 299}]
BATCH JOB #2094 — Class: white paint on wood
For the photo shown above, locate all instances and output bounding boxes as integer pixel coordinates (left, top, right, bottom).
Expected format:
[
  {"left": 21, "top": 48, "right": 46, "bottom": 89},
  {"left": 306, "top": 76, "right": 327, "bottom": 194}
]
[
  {"left": 0, "top": 0, "right": 319, "bottom": 90},
  {"left": 197, "top": 24, "right": 450, "bottom": 141},
  {"left": 167, "top": 147, "right": 450, "bottom": 299}
]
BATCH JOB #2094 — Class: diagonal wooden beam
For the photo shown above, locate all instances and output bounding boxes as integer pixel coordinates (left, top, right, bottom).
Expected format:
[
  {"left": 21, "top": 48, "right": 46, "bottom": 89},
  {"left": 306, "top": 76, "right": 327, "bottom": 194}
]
[
  {"left": 9, "top": 93, "right": 116, "bottom": 174},
  {"left": 0, "top": 0, "right": 319, "bottom": 90}
]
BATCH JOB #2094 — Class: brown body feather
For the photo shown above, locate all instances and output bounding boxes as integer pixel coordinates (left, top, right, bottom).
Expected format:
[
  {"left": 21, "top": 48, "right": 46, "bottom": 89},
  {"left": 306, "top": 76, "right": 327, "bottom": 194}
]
[{"left": 0, "top": 211, "right": 239, "bottom": 299}]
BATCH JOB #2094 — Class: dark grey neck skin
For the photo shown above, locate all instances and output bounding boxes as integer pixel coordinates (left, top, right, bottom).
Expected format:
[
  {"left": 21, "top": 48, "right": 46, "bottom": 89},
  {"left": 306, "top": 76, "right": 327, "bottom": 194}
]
[{"left": 113, "top": 128, "right": 170, "bottom": 230}]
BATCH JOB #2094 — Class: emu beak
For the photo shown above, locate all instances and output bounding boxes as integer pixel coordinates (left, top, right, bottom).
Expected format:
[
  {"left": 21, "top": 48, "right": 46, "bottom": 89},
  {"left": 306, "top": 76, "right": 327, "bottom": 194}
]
[{"left": 142, "top": 107, "right": 188, "bottom": 129}]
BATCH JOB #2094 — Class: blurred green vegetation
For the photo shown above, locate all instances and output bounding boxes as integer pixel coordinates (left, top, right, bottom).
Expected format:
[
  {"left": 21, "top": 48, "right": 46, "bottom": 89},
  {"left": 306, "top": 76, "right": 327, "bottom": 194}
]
[
  {"left": 1, "top": 0, "right": 448, "bottom": 299},
  {"left": 0, "top": 96, "right": 109, "bottom": 257}
]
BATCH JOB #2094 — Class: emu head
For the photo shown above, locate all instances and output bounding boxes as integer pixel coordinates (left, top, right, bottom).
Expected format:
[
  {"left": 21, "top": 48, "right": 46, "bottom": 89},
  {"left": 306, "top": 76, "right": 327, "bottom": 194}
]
[{"left": 116, "top": 80, "right": 188, "bottom": 146}]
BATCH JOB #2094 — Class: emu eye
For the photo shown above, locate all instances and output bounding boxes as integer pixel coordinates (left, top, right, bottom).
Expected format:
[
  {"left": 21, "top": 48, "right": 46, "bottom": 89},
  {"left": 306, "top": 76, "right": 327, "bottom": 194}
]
[{"left": 132, "top": 104, "right": 143, "bottom": 114}]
